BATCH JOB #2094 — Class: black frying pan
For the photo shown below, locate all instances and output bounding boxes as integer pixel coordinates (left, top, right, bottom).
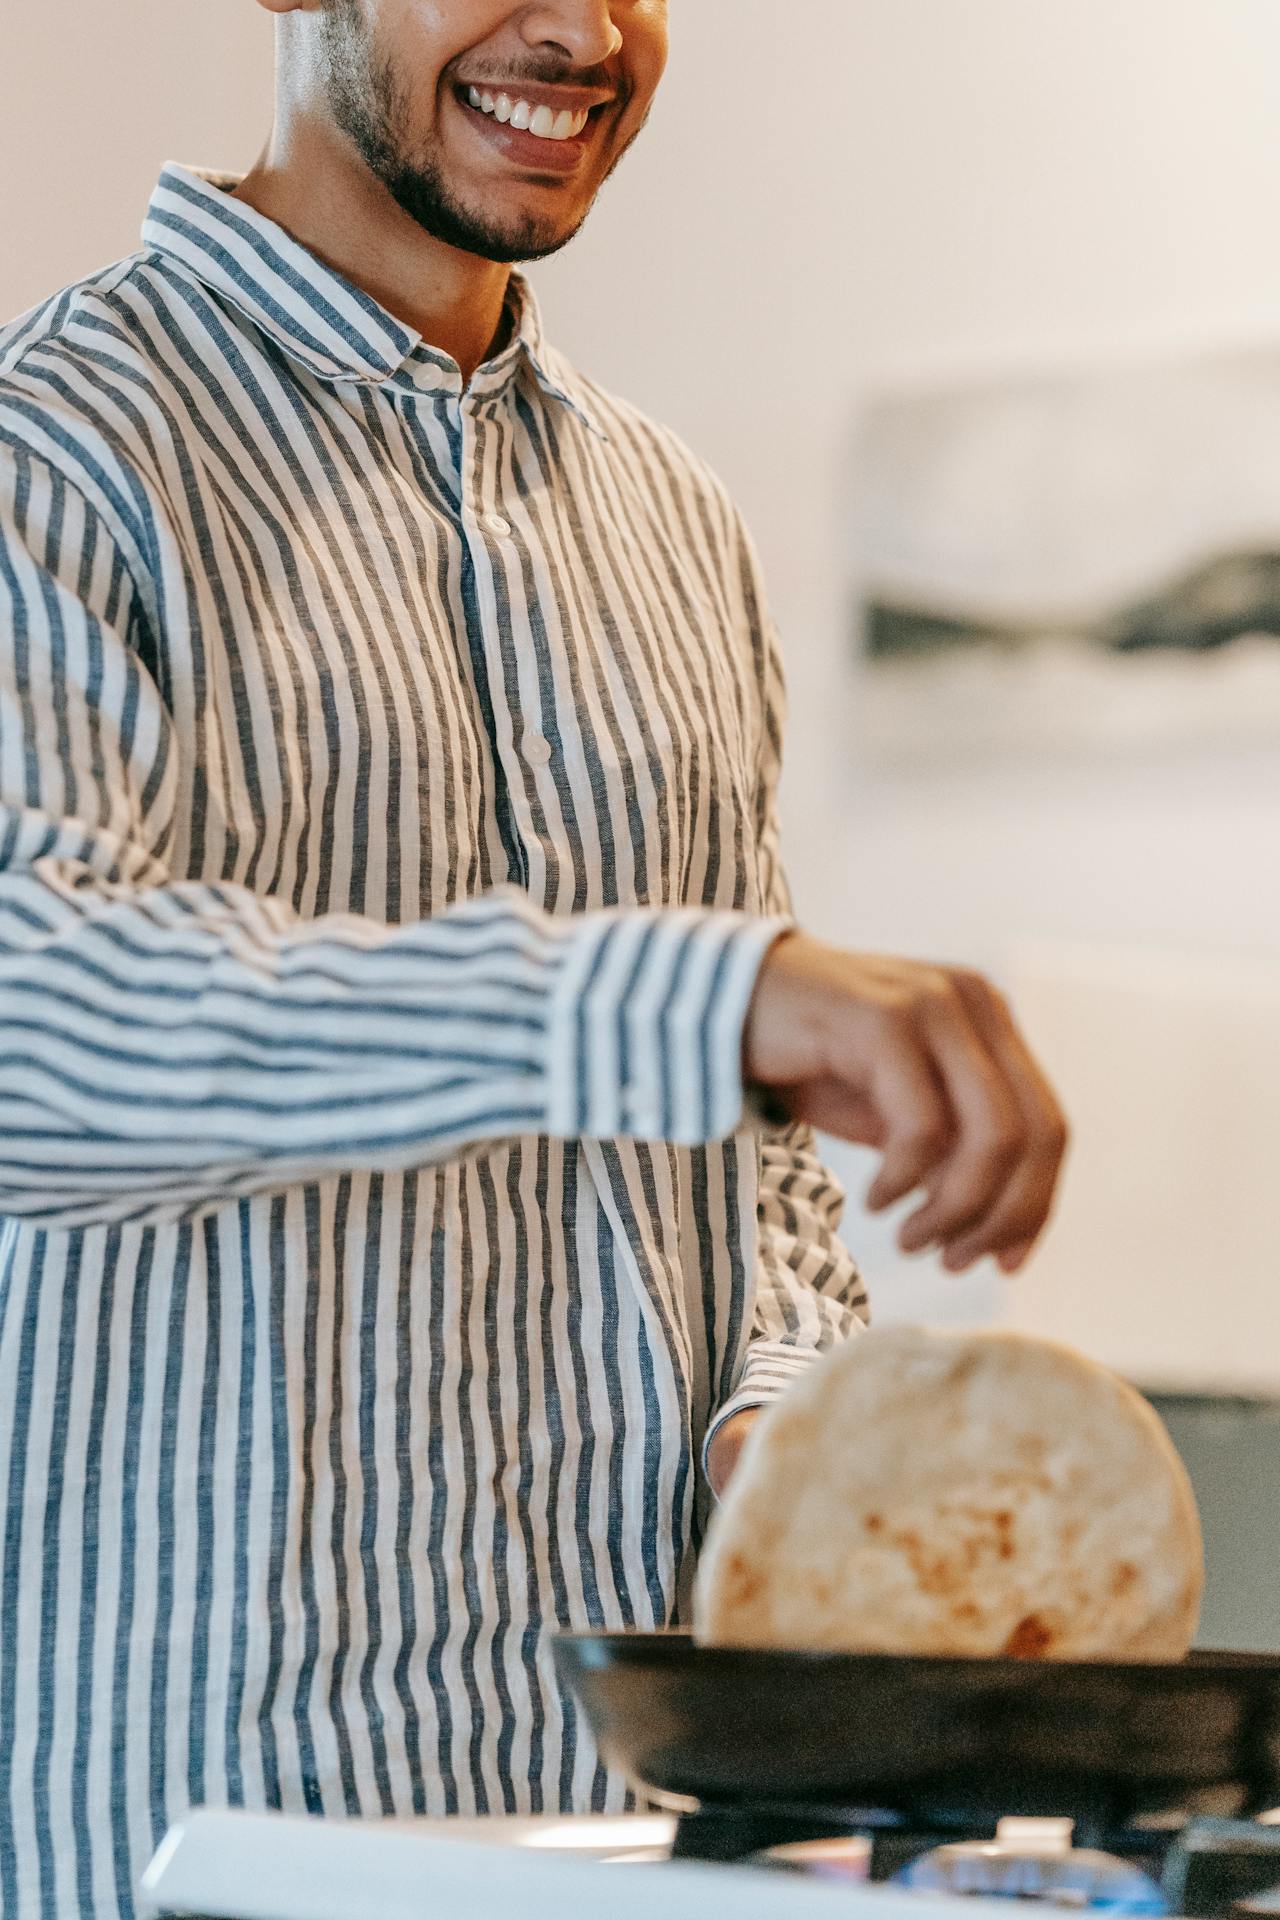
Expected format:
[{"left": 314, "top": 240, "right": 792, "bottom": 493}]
[{"left": 553, "top": 1630, "right": 1280, "bottom": 1831}]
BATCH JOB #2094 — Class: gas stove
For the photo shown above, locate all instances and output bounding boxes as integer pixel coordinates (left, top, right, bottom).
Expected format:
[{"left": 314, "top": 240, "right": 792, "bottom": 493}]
[
  {"left": 141, "top": 1803, "right": 1280, "bottom": 1920},
  {"left": 137, "top": 1635, "right": 1280, "bottom": 1917},
  {"left": 668, "top": 1805, "right": 1280, "bottom": 1913}
]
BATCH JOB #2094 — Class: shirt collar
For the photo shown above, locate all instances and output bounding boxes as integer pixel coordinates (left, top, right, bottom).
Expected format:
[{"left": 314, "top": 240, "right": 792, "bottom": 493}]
[{"left": 141, "top": 161, "right": 609, "bottom": 441}]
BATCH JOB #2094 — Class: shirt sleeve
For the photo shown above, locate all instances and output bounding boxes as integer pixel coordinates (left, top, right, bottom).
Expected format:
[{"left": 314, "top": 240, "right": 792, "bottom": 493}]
[
  {"left": 704, "top": 517, "right": 869, "bottom": 1468},
  {"left": 0, "top": 445, "right": 788, "bottom": 1230}
]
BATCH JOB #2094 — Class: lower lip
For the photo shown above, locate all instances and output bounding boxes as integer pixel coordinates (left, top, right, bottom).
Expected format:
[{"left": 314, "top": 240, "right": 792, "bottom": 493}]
[{"left": 452, "top": 90, "right": 597, "bottom": 174}]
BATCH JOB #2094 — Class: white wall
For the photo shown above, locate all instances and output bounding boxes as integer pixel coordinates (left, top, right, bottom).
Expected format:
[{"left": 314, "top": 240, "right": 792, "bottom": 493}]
[
  {"left": 0, "top": 3, "right": 271, "bottom": 315},
  {"left": 530, "top": 1, "right": 1280, "bottom": 1387},
  {"left": 3, "top": 2, "right": 1279, "bottom": 1383},
  {"left": 530, "top": 0, "right": 1280, "bottom": 957}
]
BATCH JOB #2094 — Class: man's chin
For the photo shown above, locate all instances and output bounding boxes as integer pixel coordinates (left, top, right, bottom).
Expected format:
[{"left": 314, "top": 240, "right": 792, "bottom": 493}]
[
  {"left": 382, "top": 177, "right": 589, "bottom": 264},
  {"left": 479, "top": 228, "right": 583, "bottom": 265},
  {"left": 440, "top": 191, "right": 593, "bottom": 265}
]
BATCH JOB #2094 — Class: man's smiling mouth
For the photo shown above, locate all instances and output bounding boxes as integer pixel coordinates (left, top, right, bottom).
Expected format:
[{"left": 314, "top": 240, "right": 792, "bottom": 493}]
[
  {"left": 450, "top": 84, "right": 611, "bottom": 172},
  {"left": 459, "top": 86, "right": 592, "bottom": 143}
]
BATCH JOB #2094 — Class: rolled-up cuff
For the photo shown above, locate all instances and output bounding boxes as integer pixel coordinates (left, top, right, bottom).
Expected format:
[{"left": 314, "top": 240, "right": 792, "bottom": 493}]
[
  {"left": 545, "top": 907, "right": 792, "bottom": 1145},
  {"left": 701, "top": 1342, "right": 828, "bottom": 1483}
]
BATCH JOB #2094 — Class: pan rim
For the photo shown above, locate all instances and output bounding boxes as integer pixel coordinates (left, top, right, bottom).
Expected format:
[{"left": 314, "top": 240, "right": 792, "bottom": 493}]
[{"left": 552, "top": 1626, "right": 1280, "bottom": 1680}]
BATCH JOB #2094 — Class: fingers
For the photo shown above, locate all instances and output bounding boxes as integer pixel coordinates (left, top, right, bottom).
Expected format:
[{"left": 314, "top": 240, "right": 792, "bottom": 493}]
[
  {"left": 745, "top": 938, "right": 1068, "bottom": 1277},
  {"left": 892, "top": 981, "right": 1026, "bottom": 1257},
  {"left": 817, "top": 964, "right": 1067, "bottom": 1275},
  {"left": 781, "top": 1055, "right": 953, "bottom": 1211},
  {"left": 996, "top": 1240, "right": 1036, "bottom": 1275},
  {"left": 864, "top": 1047, "right": 953, "bottom": 1212},
  {"left": 936, "top": 972, "right": 1070, "bottom": 1271}
]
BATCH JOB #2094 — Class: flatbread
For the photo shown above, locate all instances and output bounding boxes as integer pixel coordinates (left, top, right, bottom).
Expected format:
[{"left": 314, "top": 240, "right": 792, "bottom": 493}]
[{"left": 693, "top": 1326, "right": 1203, "bottom": 1661}]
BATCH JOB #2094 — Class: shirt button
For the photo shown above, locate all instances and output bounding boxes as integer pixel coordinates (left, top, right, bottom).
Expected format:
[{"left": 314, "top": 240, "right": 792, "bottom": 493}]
[
  {"left": 485, "top": 513, "right": 511, "bottom": 538},
  {"left": 522, "top": 731, "right": 553, "bottom": 767}
]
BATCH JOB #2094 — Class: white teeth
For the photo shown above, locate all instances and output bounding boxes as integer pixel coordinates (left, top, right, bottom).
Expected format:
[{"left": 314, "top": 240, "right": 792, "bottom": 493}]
[{"left": 463, "top": 86, "right": 589, "bottom": 141}]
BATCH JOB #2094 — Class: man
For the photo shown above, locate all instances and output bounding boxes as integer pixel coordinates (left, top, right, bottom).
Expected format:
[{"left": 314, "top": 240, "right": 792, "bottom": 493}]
[{"left": 0, "top": 2, "right": 1067, "bottom": 1913}]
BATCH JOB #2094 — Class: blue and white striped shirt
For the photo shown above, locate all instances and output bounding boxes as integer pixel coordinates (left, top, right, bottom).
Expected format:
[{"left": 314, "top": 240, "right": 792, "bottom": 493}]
[{"left": 0, "top": 161, "right": 866, "bottom": 1917}]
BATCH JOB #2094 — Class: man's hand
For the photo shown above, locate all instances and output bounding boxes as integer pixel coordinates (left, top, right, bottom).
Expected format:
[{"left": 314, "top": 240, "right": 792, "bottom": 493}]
[
  {"left": 705, "top": 1407, "right": 763, "bottom": 1498},
  {"left": 743, "top": 932, "right": 1068, "bottom": 1275}
]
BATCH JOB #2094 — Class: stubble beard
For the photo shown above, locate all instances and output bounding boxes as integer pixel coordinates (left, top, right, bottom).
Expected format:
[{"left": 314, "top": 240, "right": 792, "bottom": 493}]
[{"left": 319, "top": 0, "right": 616, "bottom": 264}]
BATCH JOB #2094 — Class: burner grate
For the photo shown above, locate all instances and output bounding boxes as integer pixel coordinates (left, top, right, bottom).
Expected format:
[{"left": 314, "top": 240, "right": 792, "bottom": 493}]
[{"left": 672, "top": 1806, "right": 1280, "bottom": 1917}]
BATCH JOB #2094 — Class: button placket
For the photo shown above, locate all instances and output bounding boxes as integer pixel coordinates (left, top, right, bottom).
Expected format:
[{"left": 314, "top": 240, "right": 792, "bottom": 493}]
[
  {"left": 459, "top": 400, "right": 543, "bottom": 889},
  {"left": 462, "top": 398, "right": 508, "bottom": 540}
]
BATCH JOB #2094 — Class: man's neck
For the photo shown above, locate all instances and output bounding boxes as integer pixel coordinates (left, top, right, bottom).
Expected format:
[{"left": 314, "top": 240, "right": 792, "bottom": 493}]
[{"left": 233, "top": 118, "right": 513, "bottom": 385}]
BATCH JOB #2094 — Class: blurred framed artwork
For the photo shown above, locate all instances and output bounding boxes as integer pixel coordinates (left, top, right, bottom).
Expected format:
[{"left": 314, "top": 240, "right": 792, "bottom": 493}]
[{"left": 851, "top": 348, "right": 1280, "bottom": 768}]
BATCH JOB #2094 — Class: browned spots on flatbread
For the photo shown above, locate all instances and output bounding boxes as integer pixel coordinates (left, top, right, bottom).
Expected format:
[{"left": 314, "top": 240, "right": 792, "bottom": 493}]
[
  {"left": 947, "top": 1503, "right": 1013, "bottom": 1532},
  {"left": 725, "top": 1553, "right": 762, "bottom": 1606},
  {"left": 1112, "top": 1561, "right": 1138, "bottom": 1597},
  {"left": 887, "top": 1506, "right": 1021, "bottom": 1593},
  {"left": 1004, "top": 1614, "right": 1055, "bottom": 1658},
  {"left": 889, "top": 1523, "right": 993, "bottom": 1599},
  {"left": 897, "top": 1533, "right": 961, "bottom": 1598},
  {"left": 864, "top": 1513, "right": 884, "bottom": 1534},
  {"left": 1011, "top": 1439, "right": 1054, "bottom": 1492}
]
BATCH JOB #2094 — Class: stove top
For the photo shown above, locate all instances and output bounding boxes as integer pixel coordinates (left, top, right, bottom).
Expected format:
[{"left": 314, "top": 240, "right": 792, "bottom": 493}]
[
  {"left": 139, "top": 1809, "right": 912, "bottom": 1920},
  {"left": 140, "top": 1805, "right": 1280, "bottom": 1920}
]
